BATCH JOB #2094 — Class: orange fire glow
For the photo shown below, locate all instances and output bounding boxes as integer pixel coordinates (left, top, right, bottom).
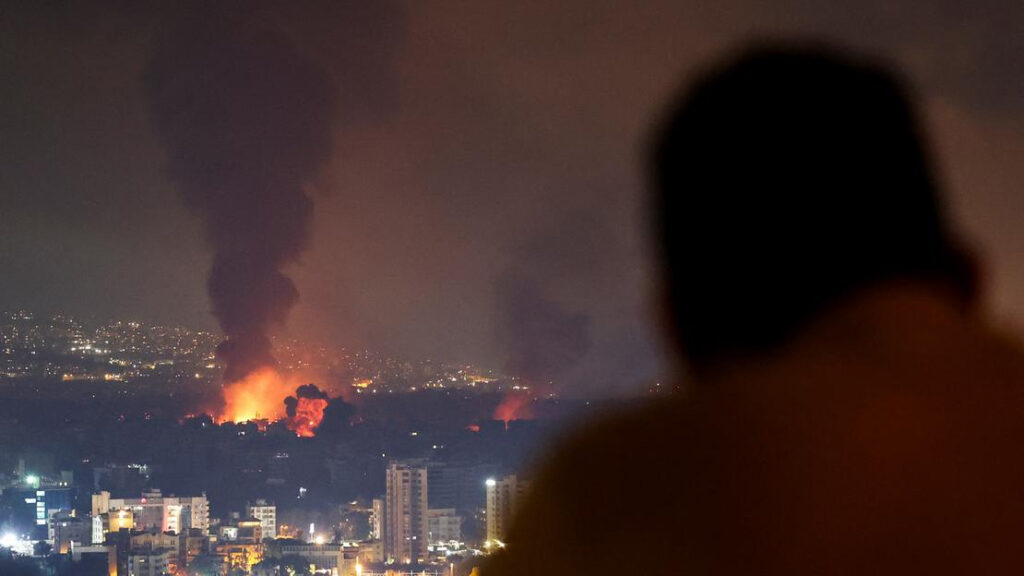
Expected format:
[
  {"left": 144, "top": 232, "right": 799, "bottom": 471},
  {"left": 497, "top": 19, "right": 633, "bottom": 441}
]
[
  {"left": 218, "top": 367, "right": 335, "bottom": 437},
  {"left": 493, "top": 393, "right": 534, "bottom": 427},
  {"left": 288, "top": 396, "right": 329, "bottom": 437},
  {"left": 219, "top": 367, "right": 294, "bottom": 423}
]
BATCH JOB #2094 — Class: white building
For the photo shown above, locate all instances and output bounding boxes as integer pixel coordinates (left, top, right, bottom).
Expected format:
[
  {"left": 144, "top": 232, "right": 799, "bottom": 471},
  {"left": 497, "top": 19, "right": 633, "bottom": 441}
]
[
  {"left": 92, "top": 489, "right": 209, "bottom": 534},
  {"left": 370, "top": 498, "right": 384, "bottom": 540},
  {"left": 91, "top": 514, "right": 105, "bottom": 545},
  {"left": 384, "top": 461, "right": 428, "bottom": 563},
  {"left": 246, "top": 499, "right": 277, "bottom": 539}
]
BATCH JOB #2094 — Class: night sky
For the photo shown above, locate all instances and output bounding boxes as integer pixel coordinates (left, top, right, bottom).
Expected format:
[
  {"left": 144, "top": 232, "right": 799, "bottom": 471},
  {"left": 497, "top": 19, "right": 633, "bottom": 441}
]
[{"left": 3, "top": 1, "right": 1023, "bottom": 395}]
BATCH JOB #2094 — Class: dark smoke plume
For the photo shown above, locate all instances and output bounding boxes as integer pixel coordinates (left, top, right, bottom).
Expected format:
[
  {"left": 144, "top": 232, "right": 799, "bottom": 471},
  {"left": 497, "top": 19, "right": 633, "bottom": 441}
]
[
  {"left": 145, "top": 14, "right": 335, "bottom": 382},
  {"left": 496, "top": 273, "right": 592, "bottom": 387},
  {"left": 311, "top": 394, "right": 358, "bottom": 438}
]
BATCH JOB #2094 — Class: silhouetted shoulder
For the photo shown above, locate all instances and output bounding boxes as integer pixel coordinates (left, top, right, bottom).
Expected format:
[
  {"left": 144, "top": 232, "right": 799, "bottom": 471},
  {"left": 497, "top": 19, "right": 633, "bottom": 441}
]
[
  {"left": 485, "top": 287, "right": 1024, "bottom": 575},
  {"left": 484, "top": 396, "right": 703, "bottom": 575}
]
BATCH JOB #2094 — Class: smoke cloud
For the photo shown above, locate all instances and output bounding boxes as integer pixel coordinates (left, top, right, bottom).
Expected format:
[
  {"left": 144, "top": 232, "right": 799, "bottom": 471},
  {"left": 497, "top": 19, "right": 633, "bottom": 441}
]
[
  {"left": 316, "top": 396, "right": 358, "bottom": 437},
  {"left": 144, "top": 13, "right": 335, "bottom": 382},
  {"left": 496, "top": 272, "right": 592, "bottom": 389}
]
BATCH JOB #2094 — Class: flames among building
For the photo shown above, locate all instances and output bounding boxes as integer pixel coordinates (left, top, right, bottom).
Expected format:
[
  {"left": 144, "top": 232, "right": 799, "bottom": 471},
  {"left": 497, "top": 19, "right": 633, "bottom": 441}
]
[
  {"left": 219, "top": 367, "right": 295, "bottom": 424},
  {"left": 217, "top": 372, "right": 337, "bottom": 437}
]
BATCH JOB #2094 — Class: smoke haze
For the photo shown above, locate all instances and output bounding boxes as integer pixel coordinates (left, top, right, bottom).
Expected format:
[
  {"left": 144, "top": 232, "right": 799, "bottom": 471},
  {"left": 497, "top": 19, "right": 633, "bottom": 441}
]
[
  {"left": 496, "top": 273, "right": 591, "bottom": 390},
  {"left": 7, "top": 1, "right": 1024, "bottom": 397}
]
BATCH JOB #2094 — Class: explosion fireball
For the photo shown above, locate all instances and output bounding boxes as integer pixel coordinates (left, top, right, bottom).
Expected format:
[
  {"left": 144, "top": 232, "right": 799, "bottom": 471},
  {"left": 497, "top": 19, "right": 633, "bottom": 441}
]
[
  {"left": 285, "top": 384, "right": 331, "bottom": 437},
  {"left": 288, "top": 397, "right": 328, "bottom": 437}
]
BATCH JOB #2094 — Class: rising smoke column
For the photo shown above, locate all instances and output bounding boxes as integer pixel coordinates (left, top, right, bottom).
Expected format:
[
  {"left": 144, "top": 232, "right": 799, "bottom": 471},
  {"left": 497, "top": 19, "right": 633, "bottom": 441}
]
[{"left": 145, "top": 16, "right": 335, "bottom": 385}]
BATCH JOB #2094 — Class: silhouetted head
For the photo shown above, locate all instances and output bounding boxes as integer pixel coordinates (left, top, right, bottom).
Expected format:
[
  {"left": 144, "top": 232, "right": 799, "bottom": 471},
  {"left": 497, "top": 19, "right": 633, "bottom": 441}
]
[{"left": 652, "top": 44, "right": 975, "bottom": 373}]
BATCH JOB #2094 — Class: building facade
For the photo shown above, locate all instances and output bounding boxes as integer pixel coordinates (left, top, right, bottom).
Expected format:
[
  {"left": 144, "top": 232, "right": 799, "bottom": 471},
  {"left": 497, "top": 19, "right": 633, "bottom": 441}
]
[
  {"left": 276, "top": 542, "right": 354, "bottom": 574},
  {"left": 93, "top": 489, "right": 209, "bottom": 534},
  {"left": 126, "top": 548, "right": 173, "bottom": 576},
  {"left": 427, "top": 462, "right": 496, "bottom": 513},
  {"left": 131, "top": 530, "right": 181, "bottom": 573},
  {"left": 384, "top": 461, "right": 428, "bottom": 563},
  {"left": 49, "top": 510, "right": 90, "bottom": 553},
  {"left": 485, "top": 475, "right": 529, "bottom": 544},
  {"left": 246, "top": 499, "right": 277, "bottom": 539},
  {"left": 9, "top": 485, "right": 74, "bottom": 540},
  {"left": 370, "top": 498, "right": 384, "bottom": 540},
  {"left": 427, "top": 508, "right": 462, "bottom": 545}
]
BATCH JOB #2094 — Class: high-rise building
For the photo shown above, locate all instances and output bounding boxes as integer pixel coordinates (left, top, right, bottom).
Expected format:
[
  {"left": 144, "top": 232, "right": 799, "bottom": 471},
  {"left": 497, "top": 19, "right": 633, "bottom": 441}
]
[
  {"left": 426, "top": 464, "right": 458, "bottom": 510},
  {"left": 485, "top": 475, "right": 529, "bottom": 544},
  {"left": 384, "top": 460, "right": 428, "bottom": 564},
  {"left": 246, "top": 499, "right": 277, "bottom": 539},
  {"left": 427, "top": 462, "right": 497, "bottom": 513}
]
